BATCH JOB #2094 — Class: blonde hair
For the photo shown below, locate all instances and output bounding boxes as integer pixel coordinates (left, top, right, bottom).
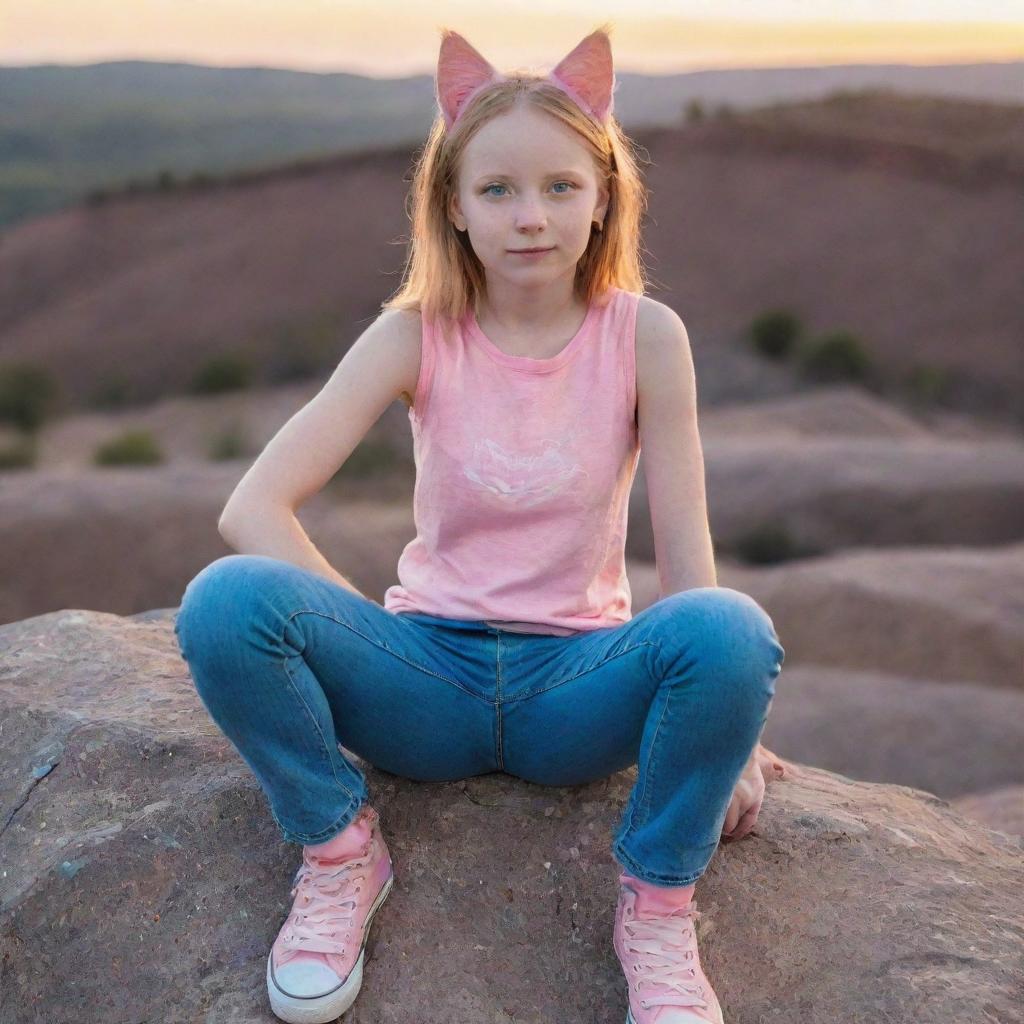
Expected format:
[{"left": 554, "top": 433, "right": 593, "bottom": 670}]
[{"left": 381, "top": 46, "right": 650, "bottom": 327}]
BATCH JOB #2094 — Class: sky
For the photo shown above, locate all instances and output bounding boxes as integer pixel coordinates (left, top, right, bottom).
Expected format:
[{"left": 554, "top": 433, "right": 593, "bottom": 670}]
[{"left": 3, "top": 0, "right": 1023, "bottom": 75}]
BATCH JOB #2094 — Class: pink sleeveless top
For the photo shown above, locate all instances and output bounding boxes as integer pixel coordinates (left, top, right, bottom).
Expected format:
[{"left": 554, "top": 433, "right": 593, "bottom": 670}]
[{"left": 383, "top": 285, "right": 642, "bottom": 635}]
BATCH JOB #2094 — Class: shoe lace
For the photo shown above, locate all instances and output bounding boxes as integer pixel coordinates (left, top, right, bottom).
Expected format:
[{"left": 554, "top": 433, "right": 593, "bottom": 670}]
[
  {"left": 624, "top": 904, "right": 710, "bottom": 1012},
  {"left": 276, "top": 848, "right": 369, "bottom": 966}
]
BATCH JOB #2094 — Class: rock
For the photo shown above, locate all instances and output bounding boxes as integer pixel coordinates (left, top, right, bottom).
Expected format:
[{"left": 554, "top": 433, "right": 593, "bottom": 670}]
[
  {"left": 628, "top": 559, "right": 1024, "bottom": 801},
  {"left": 723, "top": 543, "right": 1024, "bottom": 690},
  {"left": 628, "top": 434, "right": 1024, "bottom": 560},
  {"left": 0, "top": 465, "right": 414, "bottom": 625},
  {"left": 951, "top": 785, "right": 1024, "bottom": 841},
  {"left": 1, "top": 608, "right": 1022, "bottom": 1023},
  {"left": 757, "top": 664, "right": 1024, "bottom": 798},
  {"left": 699, "top": 385, "right": 937, "bottom": 441}
]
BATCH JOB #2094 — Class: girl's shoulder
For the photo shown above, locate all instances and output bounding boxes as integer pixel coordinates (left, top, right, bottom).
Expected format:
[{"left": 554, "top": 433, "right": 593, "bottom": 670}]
[
  {"left": 633, "top": 294, "right": 693, "bottom": 403},
  {"left": 375, "top": 307, "right": 423, "bottom": 410},
  {"left": 635, "top": 294, "right": 686, "bottom": 350}
]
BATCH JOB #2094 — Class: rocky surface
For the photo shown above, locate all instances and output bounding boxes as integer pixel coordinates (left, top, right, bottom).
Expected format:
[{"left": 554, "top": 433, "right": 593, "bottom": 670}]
[
  {"left": 629, "top": 432, "right": 1024, "bottom": 559},
  {"left": 0, "top": 464, "right": 413, "bottom": 624},
  {"left": 951, "top": 784, "right": 1024, "bottom": 842},
  {"left": 2, "top": 608, "right": 1022, "bottom": 1023},
  {"left": 722, "top": 542, "right": 1024, "bottom": 690},
  {"left": 628, "top": 542, "right": 1024, "bottom": 693}
]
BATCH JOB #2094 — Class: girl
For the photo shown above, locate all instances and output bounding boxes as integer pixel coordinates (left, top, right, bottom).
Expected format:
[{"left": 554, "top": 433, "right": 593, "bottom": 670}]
[{"left": 174, "top": 24, "right": 786, "bottom": 1024}]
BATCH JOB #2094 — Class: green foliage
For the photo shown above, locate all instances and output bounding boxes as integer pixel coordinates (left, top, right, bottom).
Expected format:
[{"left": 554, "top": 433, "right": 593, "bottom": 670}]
[
  {"left": 901, "top": 363, "right": 952, "bottom": 406},
  {"left": 0, "top": 363, "right": 60, "bottom": 432},
  {"left": 208, "top": 421, "right": 250, "bottom": 461},
  {"left": 797, "top": 330, "right": 872, "bottom": 383},
  {"left": 266, "top": 311, "right": 343, "bottom": 384},
  {"left": 94, "top": 429, "right": 164, "bottom": 466},
  {"left": 189, "top": 352, "right": 254, "bottom": 395},
  {"left": 733, "top": 523, "right": 815, "bottom": 565},
  {"left": 0, "top": 434, "right": 37, "bottom": 470},
  {"left": 684, "top": 99, "right": 706, "bottom": 124},
  {"left": 749, "top": 309, "right": 803, "bottom": 360},
  {"left": 89, "top": 374, "right": 133, "bottom": 410}
]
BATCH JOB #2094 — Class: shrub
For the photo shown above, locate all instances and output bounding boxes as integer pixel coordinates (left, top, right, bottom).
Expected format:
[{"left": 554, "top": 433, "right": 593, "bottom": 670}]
[
  {"left": 208, "top": 422, "right": 250, "bottom": 461},
  {"left": 189, "top": 353, "right": 254, "bottom": 395},
  {"left": 90, "top": 374, "right": 133, "bottom": 410},
  {"left": 684, "top": 99, "right": 706, "bottom": 124},
  {"left": 267, "top": 312, "right": 343, "bottom": 384},
  {"left": 749, "top": 309, "right": 803, "bottom": 360},
  {"left": 902, "top": 363, "right": 952, "bottom": 406},
  {"left": 0, "top": 363, "right": 59, "bottom": 432},
  {"left": 0, "top": 435, "right": 37, "bottom": 470},
  {"left": 797, "top": 330, "right": 872, "bottom": 383},
  {"left": 94, "top": 429, "right": 163, "bottom": 466},
  {"left": 732, "top": 523, "right": 810, "bottom": 565}
]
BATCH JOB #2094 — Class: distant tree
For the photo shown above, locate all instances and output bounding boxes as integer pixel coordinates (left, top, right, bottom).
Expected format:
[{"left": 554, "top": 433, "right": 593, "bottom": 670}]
[
  {"left": 733, "top": 523, "right": 813, "bottom": 564},
  {"left": 189, "top": 353, "right": 254, "bottom": 395},
  {"left": 684, "top": 98, "right": 706, "bottom": 124},
  {"left": 902, "top": 363, "right": 952, "bottom": 406},
  {"left": 0, "top": 363, "right": 60, "bottom": 432},
  {"left": 94, "top": 429, "right": 164, "bottom": 466},
  {"left": 749, "top": 309, "right": 803, "bottom": 360},
  {"left": 0, "top": 435, "right": 37, "bottom": 470},
  {"left": 798, "top": 330, "right": 872, "bottom": 383},
  {"left": 90, "top": 374, "right": 133, "bottom": 410},
  {"left": 208, "top": 421, "right": 251, "bottom": 461}
]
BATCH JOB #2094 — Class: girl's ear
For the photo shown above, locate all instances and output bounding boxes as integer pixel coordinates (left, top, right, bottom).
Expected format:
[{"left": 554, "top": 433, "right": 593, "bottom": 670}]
[
  {"left": 449, "top": 191, "right": 466, "bottom": 233},
  {"left": 436, "top": 29, "right": 504, "bottom": 131},
  {"left": 547, "top": 27, "right": 616, "bottom": 123}
]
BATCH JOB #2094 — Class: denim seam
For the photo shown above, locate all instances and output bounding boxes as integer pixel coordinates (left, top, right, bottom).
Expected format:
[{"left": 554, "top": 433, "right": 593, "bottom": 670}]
[
  {"left": 286, "top": 608, "right": 493, "bottom": 706},
  {"left": 625, "top": 637, "right": 668, "bottom": 836},
  {"left": 495, "top": 631, "right": 505, "bottom": 770},
  {"left": 281, "top": 651, "right": 363, "bottom": 807},
  {"left": 503, "top": 640, "right": 661, "bottom": 704},
  {"left": 630, "top": 662, "right": 672, "bottom": 835}
]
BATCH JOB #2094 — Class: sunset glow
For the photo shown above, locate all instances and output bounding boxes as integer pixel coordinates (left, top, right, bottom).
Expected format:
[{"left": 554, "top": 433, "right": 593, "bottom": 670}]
[{"left": 4, "top": 1, "right": 1022, "bottom": 74}]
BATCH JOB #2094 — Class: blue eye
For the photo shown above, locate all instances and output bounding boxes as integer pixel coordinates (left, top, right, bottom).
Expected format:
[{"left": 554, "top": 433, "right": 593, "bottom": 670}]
[{"left": 481, "top": 181, "right": 576, "bottom": 197}]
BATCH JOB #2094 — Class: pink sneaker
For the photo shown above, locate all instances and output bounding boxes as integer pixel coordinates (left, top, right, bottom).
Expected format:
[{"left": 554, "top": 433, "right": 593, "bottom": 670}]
[
  {"left": 266, "top": 804, "right": 394, "bottom": 1024},
  {"left": 613, "top": 878, "right": 725, "bottom": 1024}
]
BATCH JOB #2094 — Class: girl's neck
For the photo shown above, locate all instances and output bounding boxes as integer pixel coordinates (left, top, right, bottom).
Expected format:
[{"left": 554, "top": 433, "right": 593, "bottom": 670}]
[{"left": 475, "top": 292, "right": 589, "bottom": 344}]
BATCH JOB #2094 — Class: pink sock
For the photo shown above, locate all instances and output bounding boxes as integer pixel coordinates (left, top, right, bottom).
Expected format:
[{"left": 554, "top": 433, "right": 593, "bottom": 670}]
[
  {"left": 305, "top": 807, "right": 372, "bottom": 861},
  {"left": 620, "top": 870, "right": 696, "bottom": 916},
  {"left": 282, "top": 807, "right": 374, "bottom": 971}
]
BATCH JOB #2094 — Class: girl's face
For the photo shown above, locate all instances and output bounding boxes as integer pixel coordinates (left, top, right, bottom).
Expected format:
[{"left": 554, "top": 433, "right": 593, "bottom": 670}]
[{"left": 450, "top": 103, "right": 609, "bottom": 286}]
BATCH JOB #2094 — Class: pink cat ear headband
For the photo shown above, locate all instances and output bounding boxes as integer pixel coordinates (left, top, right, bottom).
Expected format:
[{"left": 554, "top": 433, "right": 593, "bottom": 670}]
[{"left": 436, "top": 27, "right": 617, "bottom": 133}]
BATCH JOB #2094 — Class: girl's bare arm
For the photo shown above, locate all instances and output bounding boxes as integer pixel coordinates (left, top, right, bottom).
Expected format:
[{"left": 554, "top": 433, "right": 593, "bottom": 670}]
[{"left": 217, "top": 308, "right": 423, "bottom": 597}]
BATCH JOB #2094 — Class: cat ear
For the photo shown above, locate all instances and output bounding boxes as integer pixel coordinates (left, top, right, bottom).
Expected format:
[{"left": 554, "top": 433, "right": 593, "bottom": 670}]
[
  {"left": 436, "top": 29, "right": 505, "bottom": 131},
  {"left": 547, "top": 27, "right": 616, "bottom": 122}
]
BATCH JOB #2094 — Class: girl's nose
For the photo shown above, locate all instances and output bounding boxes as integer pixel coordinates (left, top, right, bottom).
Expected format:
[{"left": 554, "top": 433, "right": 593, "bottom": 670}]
[{"left": 514, "top": 203, "right": 546, "bottom": 229}]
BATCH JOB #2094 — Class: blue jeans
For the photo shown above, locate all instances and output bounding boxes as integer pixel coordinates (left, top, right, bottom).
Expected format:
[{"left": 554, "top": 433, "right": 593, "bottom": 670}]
[{"left": 173, "top": 554, "right": 785, "bottom": 886}]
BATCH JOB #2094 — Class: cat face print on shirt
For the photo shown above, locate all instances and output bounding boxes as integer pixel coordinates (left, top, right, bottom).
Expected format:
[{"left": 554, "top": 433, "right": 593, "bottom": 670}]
[{"left": 461, "top": 434, "right": 590, "bottom": 509}]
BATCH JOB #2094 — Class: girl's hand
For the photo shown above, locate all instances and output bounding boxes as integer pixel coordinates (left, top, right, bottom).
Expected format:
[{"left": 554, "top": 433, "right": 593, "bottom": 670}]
[
  {"left": 720, "top": 743, "right": 793, "bottom": 842},
  {"left": 755, "top": 742, "right": 791, "bottom": 784},
  {"left": 720, "top": 753, "right": 765, "bottom": 842}
]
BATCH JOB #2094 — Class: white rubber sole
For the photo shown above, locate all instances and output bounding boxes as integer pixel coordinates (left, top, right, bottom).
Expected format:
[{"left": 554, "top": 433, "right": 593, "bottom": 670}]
[
  {"left": 626, "top": 1003, "right": 724, "bottom": 1024},
  {"left": 266, "top": 871, "right": 394, "bottom": 1024}
]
